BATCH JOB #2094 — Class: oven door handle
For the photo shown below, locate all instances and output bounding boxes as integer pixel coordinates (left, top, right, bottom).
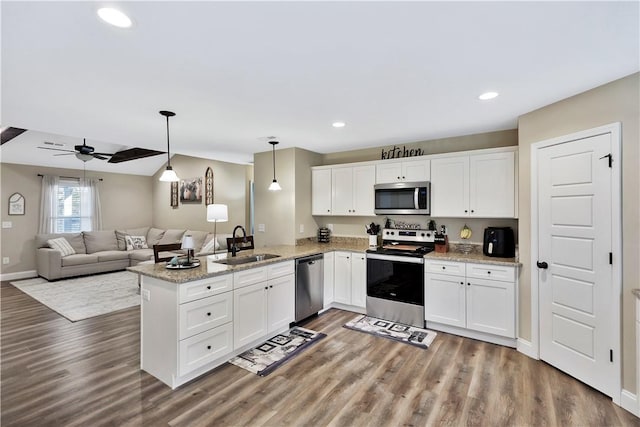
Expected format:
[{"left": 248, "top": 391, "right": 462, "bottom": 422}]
[{"left": 366, "top": 253, "right": 425, "bottom": 264}]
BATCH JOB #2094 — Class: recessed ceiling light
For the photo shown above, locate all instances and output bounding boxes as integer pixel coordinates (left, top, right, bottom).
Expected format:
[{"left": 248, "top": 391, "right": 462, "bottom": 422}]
[
  {"left": 97, "top": 8, "right": 132, "bottom": 28},
  {"left": 332, "top": 121, "right": 346, "bottom": 128},
  {"left": 478, "top": 91, "right": 499, "bottom": 100}
]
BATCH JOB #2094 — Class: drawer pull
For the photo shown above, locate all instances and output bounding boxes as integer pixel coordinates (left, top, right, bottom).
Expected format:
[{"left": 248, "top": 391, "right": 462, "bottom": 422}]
[
  {"left": 467, "top": 283, "right": 470, "bottom": 286},
  {"left": 207, "top": 312, "right": 211, "bottom": 316},
  {"left": 207, "top": 345, "right": 212, "bottom": 350},
  {"left": 487, "top": 271, "right": 491, "bottom": 274},
  {"left": 442, "top": 266, "right": 446, "bottom": 270},
  {"left": 207, "top": 286, "right": 211, "bottom": 290}
]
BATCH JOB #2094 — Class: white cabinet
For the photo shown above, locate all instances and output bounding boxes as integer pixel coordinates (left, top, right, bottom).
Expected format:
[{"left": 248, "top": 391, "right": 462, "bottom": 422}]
[
  {"left": 430, "top": 150, "right": 516, "bottom": 218},
  {"left": 425, "top": 260, "right": 516, "bottom": 340},
  {"left": 312, "top": 168, "right": 332, "bottom": 215},
  {"left": 376, "top": 159, "right": 430, "bottom": 184},
  {"left": 323, "top": 251, "right": 335, "bottom": 308},
  {"left": 332, "top": 165, "right": 375, "bottom": 216},
  {"left": 333, "top": 251, "right": 366, "bottom": 309},
  {"left": 140, "top": 273, "right": 235, "bottom": 389},
  {"left": 233, "top": 261, "right": 295, "bottom": 350}
]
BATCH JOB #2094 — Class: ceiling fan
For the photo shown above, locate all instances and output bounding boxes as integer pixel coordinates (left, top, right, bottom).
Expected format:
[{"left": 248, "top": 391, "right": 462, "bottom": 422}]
[{"left": 37, "top": 138, "right": 164, "bottom": 163}]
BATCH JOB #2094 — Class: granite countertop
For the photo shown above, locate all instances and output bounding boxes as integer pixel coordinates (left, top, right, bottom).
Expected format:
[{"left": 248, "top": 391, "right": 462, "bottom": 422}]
[
  {"left": 127, "top": 241, "right": 369, "bottom": 283},
  {"left": 424, "top": 244, "right": 520, "bottom": 267},
  {"left": 632, "top": 289, "right": 640, "bottom": 300}
]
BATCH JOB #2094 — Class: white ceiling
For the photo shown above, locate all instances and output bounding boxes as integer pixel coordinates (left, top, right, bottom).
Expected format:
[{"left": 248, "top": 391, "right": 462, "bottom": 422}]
[{"left": 1, "top": 1, "right": 638, "bottom": 175}]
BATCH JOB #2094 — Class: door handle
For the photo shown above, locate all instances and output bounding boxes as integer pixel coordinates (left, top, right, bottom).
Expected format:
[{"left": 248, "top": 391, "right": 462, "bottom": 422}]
[{"left": 536, "top": 261, "right": 548, "bottom": 269}]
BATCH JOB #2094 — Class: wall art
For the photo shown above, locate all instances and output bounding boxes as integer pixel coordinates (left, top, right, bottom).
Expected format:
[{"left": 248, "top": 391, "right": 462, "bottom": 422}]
[
  {"left": 205, "top": 167, "right": 214, "bottom": 205},
  {"left": 179, "top": 177, "right": 203, "bottom": 203},
  {"left": 8, "top": 192, "right": 25, "bottom": 215},
  {"left": 170, "top": 182, "right": 179, "bottom": 208}
]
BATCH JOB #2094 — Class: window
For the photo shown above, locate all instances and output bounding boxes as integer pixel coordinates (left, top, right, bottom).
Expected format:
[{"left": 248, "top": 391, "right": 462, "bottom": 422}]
[
  {"left": 54, "top": 179, "right": 91, "bottom": 233},
  {"left": 39, "top": 175, "right": 102, "bottom": 234}
]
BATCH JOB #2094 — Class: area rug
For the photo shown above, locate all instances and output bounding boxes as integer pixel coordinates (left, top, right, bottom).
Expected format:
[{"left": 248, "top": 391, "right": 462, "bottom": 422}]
[
  {"left": 10, "top": 271, "right": 140, "bottom": 322},
  {"left": 343, "top": 315, "right": 437, "bottom": 349},
  {"left": 229, "top": 327, "right": 326, "bottom": 376}
]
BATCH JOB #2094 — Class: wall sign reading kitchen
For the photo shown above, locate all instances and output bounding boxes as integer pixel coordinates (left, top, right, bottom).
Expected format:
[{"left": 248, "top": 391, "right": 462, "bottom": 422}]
[{"left": 381, "top": 145, "right": 424, "bottom": 160}]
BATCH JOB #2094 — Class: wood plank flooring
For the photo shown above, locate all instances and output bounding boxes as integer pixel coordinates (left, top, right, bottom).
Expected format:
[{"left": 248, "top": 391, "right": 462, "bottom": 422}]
[{"left": 1, "top": 280, "right": 638, "bottom": 426}]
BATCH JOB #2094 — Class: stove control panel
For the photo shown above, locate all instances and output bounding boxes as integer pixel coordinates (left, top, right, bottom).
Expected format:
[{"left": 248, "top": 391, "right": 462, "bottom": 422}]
[{"left": 381, "top": 228, "right": 435, "bottom": 243}]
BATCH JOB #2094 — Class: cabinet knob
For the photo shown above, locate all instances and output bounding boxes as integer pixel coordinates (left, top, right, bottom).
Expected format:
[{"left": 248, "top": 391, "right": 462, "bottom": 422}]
[
  {"left": 327, "top": 209, "right": 330, "bottom": 212},
  {"left": 464, "top": 210, "right": 468, "bottom": 213},
  {"left": 442, "top": 266, "right": 445, "bottom": 270},
  {"left": 265, "top": 286, "right": 268, "bottom": 290},
  {"left": 487, "top": 271, "right": 491, "bottom": 275},
  {"left": 207, "top": 312, "right": 211, "bottom": 316},
  {"left": 207, "top": 286, "right": 211, "bottom": 290},
  {"left": 460, "top": 281, "right": 463, "bottom": 285},
  {"left": 471, "top": 209, "right": 475, "bottom": 213},
  {"left": 207, "top": 345, "right": 212, "bottom": 350},
  {"left": 402, "top": 176, "right": 405, "bottom": 179},
  {"left": 467, "top": 283, "right": 471, "bottom": 286},
  {"left": 270, "top": 285, "right": 273, "bottom": 289}
]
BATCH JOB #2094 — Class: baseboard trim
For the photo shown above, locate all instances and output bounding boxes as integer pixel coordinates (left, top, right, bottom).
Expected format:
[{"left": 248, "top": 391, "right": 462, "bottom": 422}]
[
  {"left": 517, "top": 338, "right": 538, "bottom": 359},
  {"left": 1, "top": 270, "right": 38, "bottom": 282},
  {"left": 620, "top": 389, "right": 639, "bottom": 417}
]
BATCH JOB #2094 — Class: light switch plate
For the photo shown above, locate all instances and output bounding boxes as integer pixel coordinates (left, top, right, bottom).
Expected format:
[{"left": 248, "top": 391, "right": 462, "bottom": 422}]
[
  {"left": 258, "top": 224, "right": 265, "bottom": 232},
  {"left": 299, "top": 224, "right": 304, "bottom": 233},
  {"left": 2, "top": 257, "right": 10, "bottom": 265},
  {"left": 142, "top": 289, "right": 151, "bottom": 301},
  {"left": 2, "top": 221, "right": 12, "bottom": 229},
  {"left": 327, "top": 224, "right": 333, "bottom": 231}
]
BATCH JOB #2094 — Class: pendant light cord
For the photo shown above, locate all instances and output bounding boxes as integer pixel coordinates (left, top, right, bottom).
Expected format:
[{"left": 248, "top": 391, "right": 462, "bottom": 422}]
[
  {"left": 272, "top": 143, "right": 276, "bottom": 181},
  {"left": 166, "top": 115, "right": 171, "bottom": 166}
]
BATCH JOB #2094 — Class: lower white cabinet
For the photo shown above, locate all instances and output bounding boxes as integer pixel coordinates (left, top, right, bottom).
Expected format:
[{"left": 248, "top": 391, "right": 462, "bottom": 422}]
[
  {"left": 333, "top": 251, "right": 366, "bottom": 309},
  {"left": 323, "top": 251, "right": 335, "bottom": 308},
  {"left": 425, "top": 260, "right": 516, "bottom": 342},
  {"left": 233, "top": 261, "right": 295, "bottom": 350}
]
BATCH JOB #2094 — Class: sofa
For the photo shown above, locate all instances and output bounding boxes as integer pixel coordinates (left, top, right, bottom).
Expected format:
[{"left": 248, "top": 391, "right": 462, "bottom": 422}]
[{"left": 35, "top": 226, "right": 233, "bottom": 281}]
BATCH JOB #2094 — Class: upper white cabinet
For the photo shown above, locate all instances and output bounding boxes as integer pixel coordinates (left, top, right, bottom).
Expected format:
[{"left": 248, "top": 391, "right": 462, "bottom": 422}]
[
  {"left": 312, "top": 168, "right": 332, "bottom": 215},
  {"left": 376, "top": 159, "right": 430, "bottom": 184},
  {"left": 331, "top": 165, "right": 375, "bottom": 216},
  {"left": 431, "top": 150, "right": 516, "bottom": 218}
]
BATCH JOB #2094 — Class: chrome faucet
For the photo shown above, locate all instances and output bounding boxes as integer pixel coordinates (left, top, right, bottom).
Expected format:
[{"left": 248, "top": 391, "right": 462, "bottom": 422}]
[{"left": 231, "top": 225, "right": 247, "bottom": 257}]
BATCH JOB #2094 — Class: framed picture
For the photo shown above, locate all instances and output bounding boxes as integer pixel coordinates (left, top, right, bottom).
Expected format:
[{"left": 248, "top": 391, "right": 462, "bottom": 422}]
[
  {"left": 8, "top": 192, "right": 25, "bottom": 215},
  {"left": 205, "top": 167, "right": 214, "bottom": 205},
  {"left": 170, "top": 182, "right": 178, "bottom": 208},
  {"left": 179, "top": 177, "right": 203, "bottom": 203}
]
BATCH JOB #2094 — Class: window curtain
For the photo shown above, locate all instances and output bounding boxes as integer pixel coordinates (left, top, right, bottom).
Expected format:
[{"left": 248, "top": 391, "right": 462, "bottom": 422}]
[
  {"left": 80, "top": 177, "right": 103, "bottom": 231},
  {"left": 38, "top": 175, "right": 59, "bottom": 233}
]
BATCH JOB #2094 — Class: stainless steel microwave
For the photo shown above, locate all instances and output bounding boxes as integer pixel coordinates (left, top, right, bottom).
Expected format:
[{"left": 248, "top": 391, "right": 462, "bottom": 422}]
[{"left": 374, "top": 182, "right": 431, "bottom": 215}]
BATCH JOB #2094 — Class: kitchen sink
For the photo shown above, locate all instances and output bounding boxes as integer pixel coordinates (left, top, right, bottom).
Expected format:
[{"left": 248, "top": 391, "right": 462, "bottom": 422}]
[{"left": 214, "top": 253, "right": 280, "bottom": 265}]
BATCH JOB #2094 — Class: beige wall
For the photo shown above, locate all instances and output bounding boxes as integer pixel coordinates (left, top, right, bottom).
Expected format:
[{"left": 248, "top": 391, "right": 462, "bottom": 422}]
[
  {"left": 518, "top": 72, "right": 639, "bottom": 393},
  {"left": 0, "top": 163, "right": 153, "bottom": 275},
  {"left": 151, "top": 154, "right": 251, "bottom": 235},
  {"left": 323, "top": 129, "right": 517, "bottom": 165},
  {"left": 294, "top": 148, "right": 324, "bottom": 241}
]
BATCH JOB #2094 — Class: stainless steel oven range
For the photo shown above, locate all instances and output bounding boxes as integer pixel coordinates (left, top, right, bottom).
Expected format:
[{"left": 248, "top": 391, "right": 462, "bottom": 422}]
[{"left": 366, "top": 228, "right": 435, "bottom": 328}]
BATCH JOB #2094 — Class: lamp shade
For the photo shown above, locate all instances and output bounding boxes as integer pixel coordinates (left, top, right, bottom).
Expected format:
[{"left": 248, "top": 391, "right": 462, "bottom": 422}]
[
  {"left": 207, "top": 204, "right": 228, "bottom": 222},
  {"left": 181, "top": 234, "right": 195, "bottom": 250},
  {"left": 268, "top": 180, "right": 282, "bottom": 191},
  {"left": 159, "top": 166, "right": 179, "bottom": 182}
]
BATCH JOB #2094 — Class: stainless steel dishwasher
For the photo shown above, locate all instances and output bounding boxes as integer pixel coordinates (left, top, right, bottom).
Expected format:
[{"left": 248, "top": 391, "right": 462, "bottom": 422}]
[{"left": 295, "top": 254, "right": 324, "bottom": 322}]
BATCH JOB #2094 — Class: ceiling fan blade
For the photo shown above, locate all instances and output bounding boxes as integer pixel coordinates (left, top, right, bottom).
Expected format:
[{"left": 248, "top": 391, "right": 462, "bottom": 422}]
[
  {"left": 53, "top": 153, "right": 75, "bottom": 156},
  {"left": 92, "top": 152, "right": 114, "bottom": 156},
  {"left": 1, "top": 127, "right": 27, "bottom": 145},
  {"left": 92, "top": 154, "right": 109, "bottom": 160},
  {"left": 38, "top": 146, "right": 75, "bottom": 153},
  {"left": 108, "top": 147, "right": 164, "bottom": 163}
]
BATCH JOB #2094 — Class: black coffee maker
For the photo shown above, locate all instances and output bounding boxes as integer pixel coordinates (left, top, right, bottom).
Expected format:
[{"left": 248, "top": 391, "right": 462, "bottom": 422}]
[{"left": 483, "top": 227, "right": 515, "bottom": 258}]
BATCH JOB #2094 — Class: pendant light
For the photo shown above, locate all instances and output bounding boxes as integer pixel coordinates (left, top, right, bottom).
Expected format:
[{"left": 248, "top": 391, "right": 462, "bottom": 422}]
[
  {"left": 268, "top": 140, "right": 282, "bottom": 191},
  {"left": 159, "top": 110, "right": 179, "bottom": 182}
]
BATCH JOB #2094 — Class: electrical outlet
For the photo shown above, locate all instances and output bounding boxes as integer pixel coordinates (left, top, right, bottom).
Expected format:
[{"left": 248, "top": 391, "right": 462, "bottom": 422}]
[
  {"left": 327, "top": 224, "right": 333, "bottom": 231},
  {"left": 258, "top": 224, "right": 265, "bottom": 232},
  {"left": 2, "top": 257, "right": 10, "bottom": 265},
  {"left": 142, "top": 289, "right": 151, "bottom": 301},
  {"left": 299, "top": 224, "right": 304, "bottom": 234},
  {"left": 2, "top": 221, "right": 12, "bottom": 229}
]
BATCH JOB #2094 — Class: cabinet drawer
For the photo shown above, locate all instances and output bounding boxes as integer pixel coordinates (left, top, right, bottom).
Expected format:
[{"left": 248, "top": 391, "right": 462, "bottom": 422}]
[
  {"left": 234, "top": 266, "right": 268, "bottom": 289},
  {"left": 179, "top": 274, "right": 233, "bottom": 304},
  {"left": 466, "top": 263, "right": 515, "bottom": 283},
  {"left": 268, "top": 260, "right": 295, "bottom": 279},
  {"left": 179, "top": 323, "right": 233, "bottom": 376},
  {"left": 179, "top": 292, "right": 233, "bottom": 339},
  {"left": 425, "top": 260, "right": 465, "bottom": 276}
]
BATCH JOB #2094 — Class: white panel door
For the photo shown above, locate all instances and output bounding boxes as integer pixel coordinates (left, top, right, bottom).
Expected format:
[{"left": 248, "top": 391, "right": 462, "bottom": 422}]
[
  {"left": 352, "top": 165, "right": 375, "bottom": 216},
  {"left": 312, "top": 168, "right": 332, "bottom": 215},
  {"left": 267, "top": 274, "right": 294, "bottom": 333},
  {"left": 350, "top": 253, "right": 367, "bottom": 308},
  {"left": 469, "top": 151, "right": 515, "bottom": 217},
  {"left": 538, "top": 133, "right": 613, "bottom": 397},
  {"left": 233, "top": 282, "right": 267, "bottom": 349},
  {"left": 332, "top": 167, "right": 354, "bottom": 215},
  {"left": 466, "top": 277, "right": 515, "bottom": 338},
  {"left": 402, "top": 159, "right": 430, "bottom": 182},
  {"left": 323, "top": 251, "right": 335, "bottom": 307},
  {"left": 430, "top": 156, "right": 469, "bottom": 217},
  {"left": 376, "top": 162, "right": 403, "bottom": 183},
  {"left": 425, "top": 273, "right": 466, "bottom": 328},
  {"left": 333, "top": 251, "right": 351, "bottom": 304}
]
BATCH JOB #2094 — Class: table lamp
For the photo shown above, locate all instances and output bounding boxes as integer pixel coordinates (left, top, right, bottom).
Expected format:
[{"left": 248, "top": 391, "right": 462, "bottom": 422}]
[
  {"left": 207, "top": 204, "right": 228, "bottom": 255},
  {"left": 181, "top": 234, "right": 195, "bottom": 265}
]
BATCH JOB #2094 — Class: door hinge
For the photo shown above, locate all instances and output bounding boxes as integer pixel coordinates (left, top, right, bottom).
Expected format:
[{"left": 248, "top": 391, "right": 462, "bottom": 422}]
[
  {"left": 609, "top": 252, "right": 613, "bottom": 265},
  {"left": 599, "top": 153, "right": 612, "bottom": 168},
  {"left": 610, "top": 349, "right": 613, "bottom": 362}
]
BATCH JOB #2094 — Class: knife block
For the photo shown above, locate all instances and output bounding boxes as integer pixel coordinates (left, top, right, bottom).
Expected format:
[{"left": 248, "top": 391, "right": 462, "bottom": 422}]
[{"left": 435, "top": 235, "right": 449, "bottom": 253}]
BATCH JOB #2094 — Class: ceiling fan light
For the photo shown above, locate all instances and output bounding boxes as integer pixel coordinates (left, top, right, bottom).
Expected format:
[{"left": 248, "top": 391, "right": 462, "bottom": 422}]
[
  {"left": 97, "top": 8, "right": 132, "bottom": 28},
  {"left": 159, "top": 166, "right": 179, "bottom": 182},
  {"left": 269, "top": 179, "right": 282, "bottom": 191},
  {"left": 75, "top": 153, "right": 93, "bottom": 162}
]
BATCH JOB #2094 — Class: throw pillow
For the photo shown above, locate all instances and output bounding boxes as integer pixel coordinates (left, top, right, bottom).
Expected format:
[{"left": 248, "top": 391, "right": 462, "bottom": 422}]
[
  {"left": 125, "top": 235, "right": 148, "bottom": 251},
  {"left": 47, "top": 237, "right": 76, "bottom": 257},
  {"left": 200, "top": 236, "right": 220, "bottom": 253}
]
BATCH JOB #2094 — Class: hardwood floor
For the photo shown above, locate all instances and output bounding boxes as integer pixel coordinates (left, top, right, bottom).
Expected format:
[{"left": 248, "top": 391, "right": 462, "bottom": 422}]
[{"left": 1, "top": 280, "right": 637, "bottom": 427}]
